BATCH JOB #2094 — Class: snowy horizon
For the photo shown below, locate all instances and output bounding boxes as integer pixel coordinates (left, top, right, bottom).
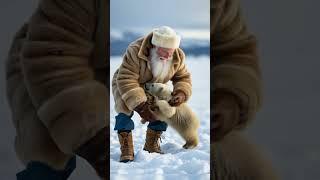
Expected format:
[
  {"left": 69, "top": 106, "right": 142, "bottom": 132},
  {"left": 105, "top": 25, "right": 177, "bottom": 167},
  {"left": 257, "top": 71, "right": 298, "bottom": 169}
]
[
  {"left": 110, "top": 29, "right": 209, "bottom": 56},
  {"left": 110, "top": 28, "right": 210, "bottom": 41}
]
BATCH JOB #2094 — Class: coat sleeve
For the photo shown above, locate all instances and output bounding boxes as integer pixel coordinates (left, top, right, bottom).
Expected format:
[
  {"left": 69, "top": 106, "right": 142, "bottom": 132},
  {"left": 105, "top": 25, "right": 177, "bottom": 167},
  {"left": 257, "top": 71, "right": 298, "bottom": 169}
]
[
  {"left": 213, "top": 0, "right": 262, "bottom": 128},
  {"left": 116, "top": 45, "right": 147, "bottom": 111},
  {"left": 171, "top": 49, "right": 192, "bottom": 101},
  {"left": 20, "top": 0, "right": 107, "bottom": 154}
]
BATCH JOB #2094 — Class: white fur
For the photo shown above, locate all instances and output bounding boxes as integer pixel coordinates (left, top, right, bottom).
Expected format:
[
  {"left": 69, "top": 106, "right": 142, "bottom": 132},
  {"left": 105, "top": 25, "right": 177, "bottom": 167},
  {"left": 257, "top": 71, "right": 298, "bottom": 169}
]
[
  {"left": 153, "top": 99, "right": 200, "bottom": 149},
  {"left": 144, "top": 82, "right": 172, "bottom": 101},
  {"left": 144, "top": 83, "right": 199, "bottom": 149},
  {"left": 151, "top": 26, "right": 181, "bottom": 49}
]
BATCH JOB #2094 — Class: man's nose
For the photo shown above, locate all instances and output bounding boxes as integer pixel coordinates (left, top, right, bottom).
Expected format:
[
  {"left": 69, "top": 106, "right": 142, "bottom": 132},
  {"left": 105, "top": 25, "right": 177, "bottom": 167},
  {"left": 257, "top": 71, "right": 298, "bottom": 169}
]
[
  {"left": 162, "top": 51, "right": 172, "bottom": 58},
  {"left": 157, "top": 48, "right": 174, "bottom": 59},
  {"left": 162, "top": 52, "right": 169, "bottom": 58}
]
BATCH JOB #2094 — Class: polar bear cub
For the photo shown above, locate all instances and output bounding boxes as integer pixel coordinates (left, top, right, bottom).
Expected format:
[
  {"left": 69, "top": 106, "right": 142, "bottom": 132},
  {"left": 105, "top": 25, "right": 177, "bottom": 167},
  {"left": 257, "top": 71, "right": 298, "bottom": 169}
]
[
  {"left": 144, "top": 83, "right": 200, "bottom": 149},
  {"left": 144, "top": 82, "right": 172, "bottom": 101}
]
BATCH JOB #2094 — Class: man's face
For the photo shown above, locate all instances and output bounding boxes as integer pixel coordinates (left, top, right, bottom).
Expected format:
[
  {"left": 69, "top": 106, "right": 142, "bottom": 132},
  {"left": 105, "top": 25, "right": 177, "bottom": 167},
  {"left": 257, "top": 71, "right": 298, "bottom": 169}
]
[{"left": 156, "top": 47, "right": 175, "bottom": 60}]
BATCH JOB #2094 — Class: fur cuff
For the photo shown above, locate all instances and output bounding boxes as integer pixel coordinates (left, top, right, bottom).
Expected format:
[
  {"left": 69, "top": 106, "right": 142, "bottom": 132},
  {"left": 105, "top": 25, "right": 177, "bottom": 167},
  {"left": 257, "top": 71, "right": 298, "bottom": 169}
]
[
  {"left": 37, "top": 81, "right": 107, "bottom": 154},
  {"left": 214, "top": 64, "right": 262, "bottom": 128},
  {"left": 173, "top": 82, "right": 192, "bottom": 101},
  {"left": 121, "top": 87, "right": 147, "bottom": 111}
]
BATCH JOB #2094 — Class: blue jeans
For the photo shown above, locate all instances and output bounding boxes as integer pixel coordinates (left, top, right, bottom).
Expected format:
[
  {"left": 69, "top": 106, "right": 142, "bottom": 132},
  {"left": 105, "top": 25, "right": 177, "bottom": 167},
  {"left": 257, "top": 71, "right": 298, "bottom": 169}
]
[
  {"left": 16, "top": 156, "right": 76, "bottom": 180},
  {"left": 114, "top": 113, "right": 168, "bottom": 131}
]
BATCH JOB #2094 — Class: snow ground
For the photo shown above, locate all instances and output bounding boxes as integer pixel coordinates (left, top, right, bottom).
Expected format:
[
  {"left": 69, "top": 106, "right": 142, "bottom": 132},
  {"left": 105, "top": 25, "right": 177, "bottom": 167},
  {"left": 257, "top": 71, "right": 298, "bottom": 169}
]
[{"left": 110, "top": 56, "right": 210, "bottom": 180}]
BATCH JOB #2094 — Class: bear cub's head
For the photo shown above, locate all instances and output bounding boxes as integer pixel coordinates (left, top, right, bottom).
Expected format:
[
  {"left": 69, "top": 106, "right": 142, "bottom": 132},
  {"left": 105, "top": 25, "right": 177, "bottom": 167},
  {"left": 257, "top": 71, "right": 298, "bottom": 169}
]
[{"left": 144, "top": 83, "right": 172, "bottom": 101}]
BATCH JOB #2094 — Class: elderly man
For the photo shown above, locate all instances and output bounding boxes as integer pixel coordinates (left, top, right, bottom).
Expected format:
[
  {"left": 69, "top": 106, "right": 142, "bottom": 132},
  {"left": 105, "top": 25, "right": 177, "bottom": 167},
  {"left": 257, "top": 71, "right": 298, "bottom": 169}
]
[{"left": 112, "top": 26, "right": 192, "bottom": 162}]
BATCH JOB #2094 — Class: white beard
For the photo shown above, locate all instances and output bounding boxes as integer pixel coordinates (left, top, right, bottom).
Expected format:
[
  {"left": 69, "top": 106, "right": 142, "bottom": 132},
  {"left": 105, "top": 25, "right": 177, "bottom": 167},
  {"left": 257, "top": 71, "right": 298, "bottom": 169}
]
[{"left": 150, "top": 48, "right": 173, "bottom": 82}]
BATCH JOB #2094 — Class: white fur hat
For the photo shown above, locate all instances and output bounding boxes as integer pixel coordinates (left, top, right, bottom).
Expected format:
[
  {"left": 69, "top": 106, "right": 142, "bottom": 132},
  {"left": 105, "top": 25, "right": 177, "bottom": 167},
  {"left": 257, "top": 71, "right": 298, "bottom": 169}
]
[{"left": 151, "top": 26, "right": 181, "bottom": 49}]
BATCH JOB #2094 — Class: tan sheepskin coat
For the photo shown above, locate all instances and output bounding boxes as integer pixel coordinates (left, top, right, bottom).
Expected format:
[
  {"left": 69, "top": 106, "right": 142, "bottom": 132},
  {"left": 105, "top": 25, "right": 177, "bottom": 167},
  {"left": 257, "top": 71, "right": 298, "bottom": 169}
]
[
  {"left": 112, "top": 32, "right": 192, "bottom": 115},
  {"left": 5, "top": 0, "right": 108, "bottom": 170},
  {"left": 212, "top": 0, "right": 279, "bottom": 179}
]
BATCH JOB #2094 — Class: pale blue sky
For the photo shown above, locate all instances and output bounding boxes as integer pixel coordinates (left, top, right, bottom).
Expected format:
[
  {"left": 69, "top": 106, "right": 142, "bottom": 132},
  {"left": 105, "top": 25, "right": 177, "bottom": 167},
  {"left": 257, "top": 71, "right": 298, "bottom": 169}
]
[{"left": 111, "top": 0, "right": 210, "bottom": 30}]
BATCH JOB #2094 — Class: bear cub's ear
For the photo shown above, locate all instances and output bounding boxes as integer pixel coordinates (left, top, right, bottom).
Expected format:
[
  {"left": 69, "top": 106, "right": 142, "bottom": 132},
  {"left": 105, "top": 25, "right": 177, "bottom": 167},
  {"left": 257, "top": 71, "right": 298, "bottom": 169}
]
[
  {"left": 149, "top": 105, "right": 159, "bottom": 112},
  {"left": 158, "top": 87, "right": 164, "bottom": 93}
]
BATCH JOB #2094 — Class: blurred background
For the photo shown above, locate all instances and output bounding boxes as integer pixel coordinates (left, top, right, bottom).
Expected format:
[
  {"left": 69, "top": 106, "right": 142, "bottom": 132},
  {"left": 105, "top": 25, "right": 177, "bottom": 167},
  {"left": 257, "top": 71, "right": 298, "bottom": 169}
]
[
  {"left": 241, "top": 0, "right": 320, "bottom": 179},
  {"left": 0, "top": 0, "right": 100, "bottom": 179}
]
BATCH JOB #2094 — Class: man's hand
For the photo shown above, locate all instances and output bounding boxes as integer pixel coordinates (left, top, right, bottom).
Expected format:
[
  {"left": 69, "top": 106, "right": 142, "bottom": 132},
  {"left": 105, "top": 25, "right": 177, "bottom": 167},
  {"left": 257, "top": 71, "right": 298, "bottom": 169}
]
[
  {"left": 134, "top": 102, "right": 157, "bottom": 122},
  {"left": 213, "top": 91, "right": 241, "bottom": 141},
  {"left": 169, "top": 90, "right": 186, "bottom": 106}
]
